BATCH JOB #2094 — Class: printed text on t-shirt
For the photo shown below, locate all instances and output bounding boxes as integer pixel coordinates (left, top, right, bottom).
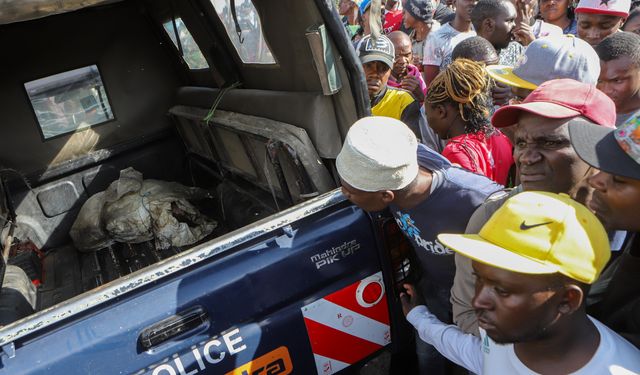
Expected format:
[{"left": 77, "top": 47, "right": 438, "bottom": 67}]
[{"left": 395, "top": 212, "right": 452, "bottom": 255}]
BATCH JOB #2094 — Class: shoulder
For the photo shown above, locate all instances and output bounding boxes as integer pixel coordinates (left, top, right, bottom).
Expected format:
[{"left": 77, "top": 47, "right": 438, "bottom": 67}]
[
  {"left": 465, "top": 189, "right": 514, "bottom": 234},
  {"left": 535, "top": 20, "right": 563, "bottom": 38},
  {"left": 427, "top": 23, "right": 451, "bottom": 42},
  {"left": 417, "top": 143, "right": 451, "bottom": 168},
  {"left": 443, "top": 135, "right": 478, "bottom": 155},
  {"left": 441, "top": 167, "right": 502, "bottom": 199},
  {"left": 487, "top": 131, "right": 513, "bottom": 148},
  {"left": 387, "top": 87, "right": 417, "bottom": 105},
  {"left": 590, "top": 317, "right": 640, "bottom": 370},
  {"left": 445, "top": 134, "right": 486, "bottom": 154}
]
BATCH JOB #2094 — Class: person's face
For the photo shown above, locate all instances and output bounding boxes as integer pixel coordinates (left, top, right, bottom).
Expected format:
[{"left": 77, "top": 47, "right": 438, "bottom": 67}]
[
  {"left": 513, "top": 113, "right": 591, "bottom": 193},
  {"left": 490, "top": 2, "right": 517, "bottom": 50},
  {"left": 363, "top": 61, "right": 392, "bottom": 99},
  {"left": 339, "top": 0, "right": 353, "bottom": 15},
  {"left": 597, "top": 56, "right": 640, "bottom": 112},
  {"left": 623, "top": 15, "right": 640, "bottom": 35},
  {"left": 425, "top": 102, "right": 452, "bottom": 139},
  {"left": 588, "top": 171, "right": 640, "bottom": 231},
  {"left": 577, "top": 13, "right": 624, "bottom": 46},
  {"left": 455, "top": 0, "right": 479, "bottom": 22},
  {"left": 362, "top": 7, "right": 371, "bottom": 28},
  {"left": 403, "top": 10, "right": 417, "bottom": 29},
  {"left": 392, "top": 38, "right": 413, "bottom": 77},
  {"left": 341, "top": 181, "right": 391, "bottom": 212},
  {"left": 472, "top": 262, "right": 564, "bottom": 344},
  {"left": 539, "top": 0, "right": 570, "bottom": 23}
]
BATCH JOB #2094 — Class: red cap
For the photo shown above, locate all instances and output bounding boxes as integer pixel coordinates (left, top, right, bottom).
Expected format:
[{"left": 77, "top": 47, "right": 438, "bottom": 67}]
[
  {"left": 491, "top": 79, "right": 617, "bottom": 129},
  {"left": 575, "top": 0, "right": 630, "bottom": 19}
]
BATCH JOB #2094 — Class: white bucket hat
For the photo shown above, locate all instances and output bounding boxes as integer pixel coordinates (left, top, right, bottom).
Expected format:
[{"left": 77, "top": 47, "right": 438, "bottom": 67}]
[{"left": 336, "top": 116, "right": 419, "bottom": 192}]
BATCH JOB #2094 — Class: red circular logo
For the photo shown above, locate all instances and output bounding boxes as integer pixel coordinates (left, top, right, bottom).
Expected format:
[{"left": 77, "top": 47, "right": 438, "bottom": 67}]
[
  {"left": 361, "top": 282, "right": 383, "bottom": 305},
  {"left": 356, "top": 274, "right": 385, "bottom": 308}
]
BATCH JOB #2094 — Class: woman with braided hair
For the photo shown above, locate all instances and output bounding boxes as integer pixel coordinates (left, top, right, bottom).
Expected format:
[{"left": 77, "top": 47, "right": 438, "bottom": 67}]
[{"left": 424, "top": 58, "right": 513, "bottom": 185}]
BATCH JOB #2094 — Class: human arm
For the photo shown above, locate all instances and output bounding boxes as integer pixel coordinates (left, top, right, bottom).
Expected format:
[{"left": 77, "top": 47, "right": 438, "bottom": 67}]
[
  {"left": 423, "top": 65, "right": 441, "bottom": 87},
  {"left": 422, "top": 32, "right": 442, "bottom": 86},
  {"left": 513, "top": 0, "right": 535, "bottom": 45},
  {"left": 451, "top": 191, "right": 512, "bottom": 334},
  {"left": 400, "top": 100, "right": 425, "bottom": 142},
  {"left": 451, "top": 254, "right": 480, "bottom": 335},
  {"left": 401, "top": 284, "right": 483, "bottom": 373},
  {"left": 450, "top": 203, "right": 491, "bottom": 336}
]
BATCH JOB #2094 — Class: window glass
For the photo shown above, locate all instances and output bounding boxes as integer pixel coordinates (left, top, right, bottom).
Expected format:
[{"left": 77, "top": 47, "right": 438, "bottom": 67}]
[
  {"left": 211, "top": 0, "right": 276, "bottom": 64},
  {"left": 25, "top": 65, "right": 114, "bottom": 140},
  {"left": 163, "top": 18, "right": 210, "bottom": 69}
]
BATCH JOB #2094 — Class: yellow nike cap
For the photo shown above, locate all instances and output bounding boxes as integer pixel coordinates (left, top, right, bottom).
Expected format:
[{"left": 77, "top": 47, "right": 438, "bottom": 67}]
[{"left": 438, "top": 192, "right": 610, "bottom": 284}]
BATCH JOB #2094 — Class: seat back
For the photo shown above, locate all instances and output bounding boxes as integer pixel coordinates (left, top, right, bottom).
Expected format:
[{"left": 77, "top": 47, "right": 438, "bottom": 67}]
[{"left": 169, "top": 105, "right": 335, "bottom": 205}]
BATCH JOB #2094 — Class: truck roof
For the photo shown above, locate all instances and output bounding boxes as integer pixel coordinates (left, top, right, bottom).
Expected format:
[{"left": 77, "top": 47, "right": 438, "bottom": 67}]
[{"left": 0, "top": 0, "right": 120, "bottom": 25}]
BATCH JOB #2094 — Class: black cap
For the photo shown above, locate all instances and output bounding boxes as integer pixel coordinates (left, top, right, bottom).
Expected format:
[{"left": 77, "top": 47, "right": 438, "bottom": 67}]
[
  {"left": 358, "top": 35, "right": 395, "bottom": 69},
  {"left": 569, "top": 119, "right": 640, "bottom": 180},
  {"left": 406, "top": 0, "right": 435, "bottom": 22}
]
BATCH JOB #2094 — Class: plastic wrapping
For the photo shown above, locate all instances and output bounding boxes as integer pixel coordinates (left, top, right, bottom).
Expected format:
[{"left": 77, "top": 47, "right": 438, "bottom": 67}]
[{"left": 70, "top": 168, "right": 216, "bottom": 251}]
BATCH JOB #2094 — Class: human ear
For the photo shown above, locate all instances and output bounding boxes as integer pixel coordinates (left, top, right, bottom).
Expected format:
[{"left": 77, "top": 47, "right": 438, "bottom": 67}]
[
  {"left": 558, "top": 285, "right": 584, "bottom": 316},
  {"left": 381, "top": 190, "right": 395, "bottom": 203},
  {"left": 483, "top": 18, "right": 495, "bottom": 33},
  {"left": 435, "top": 103, "right": 448, "bottom": 120}
]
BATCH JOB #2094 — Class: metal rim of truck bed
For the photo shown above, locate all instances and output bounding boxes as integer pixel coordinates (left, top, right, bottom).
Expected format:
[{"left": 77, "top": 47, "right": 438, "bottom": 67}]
[{"left": 0, "top": 188, "right": 346, "bottom": 347}]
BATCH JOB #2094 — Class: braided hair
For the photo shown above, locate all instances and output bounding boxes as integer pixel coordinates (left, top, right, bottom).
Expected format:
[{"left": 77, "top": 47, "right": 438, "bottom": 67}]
[{"left": 425, "top": 58, "right": 493, "bottom": 135}]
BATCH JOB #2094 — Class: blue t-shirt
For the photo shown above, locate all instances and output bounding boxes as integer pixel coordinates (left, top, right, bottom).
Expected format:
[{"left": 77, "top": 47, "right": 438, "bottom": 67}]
[{"left": 391, "top": 144, "right": 501, "bottom": 321}]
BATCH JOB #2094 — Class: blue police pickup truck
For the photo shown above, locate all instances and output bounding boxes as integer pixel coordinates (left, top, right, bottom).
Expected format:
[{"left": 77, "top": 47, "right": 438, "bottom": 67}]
[{"left": 0, "top": 0, "right": 418, "bottom": 373}]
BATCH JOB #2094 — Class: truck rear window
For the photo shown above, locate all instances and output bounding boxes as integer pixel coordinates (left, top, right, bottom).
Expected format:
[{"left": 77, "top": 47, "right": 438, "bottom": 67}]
[
  {"left": 211, "top": 0, "right": 275, "bottom": 64},
  {"left": 24, "top": 65, "right": 114, "bottom": 140}
]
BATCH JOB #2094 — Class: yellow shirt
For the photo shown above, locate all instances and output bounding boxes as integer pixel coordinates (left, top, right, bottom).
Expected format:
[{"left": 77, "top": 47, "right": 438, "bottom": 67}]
[{"left": 371, "top": 87, "right": 416, "bottom": 120}]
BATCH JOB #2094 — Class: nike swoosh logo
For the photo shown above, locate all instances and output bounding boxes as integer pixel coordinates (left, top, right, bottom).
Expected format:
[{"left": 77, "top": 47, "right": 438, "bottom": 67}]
[{"left": 520, "top": 221, "right": 553, "bottom": 230}]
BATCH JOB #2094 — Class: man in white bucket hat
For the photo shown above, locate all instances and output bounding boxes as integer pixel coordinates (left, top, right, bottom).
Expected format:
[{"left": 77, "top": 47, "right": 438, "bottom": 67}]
[{"left": 336, "top": 115, "right": 501, "bottom": 373}]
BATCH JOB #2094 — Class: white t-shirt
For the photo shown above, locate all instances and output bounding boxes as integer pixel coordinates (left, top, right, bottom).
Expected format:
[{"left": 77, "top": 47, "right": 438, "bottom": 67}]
[
  {"left": 411, "top": 21, "right": 441, "bottom": 68},
  {"left": 480, "top": 317, "right": 640, "bottom": 374},
  {"left": 532, "top": 19, "right": 563, "bottom": 39},
  {"left": 422, "top": 23, "right": 475, "bottom": 70},
  {"left": 407, "top": 305, "right": 640, "bottom": 374}
]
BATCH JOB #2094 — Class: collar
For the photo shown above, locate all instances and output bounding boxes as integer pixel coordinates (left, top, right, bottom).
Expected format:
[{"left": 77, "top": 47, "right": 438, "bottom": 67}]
[{"left": 370, "top": 85, "right": 388, "bottom": 107}]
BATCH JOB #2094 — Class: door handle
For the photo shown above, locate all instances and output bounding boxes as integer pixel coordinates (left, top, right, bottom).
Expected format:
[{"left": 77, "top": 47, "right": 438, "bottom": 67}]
[{"left": 139, "top": 306, "right": 209, "bottom": 350}]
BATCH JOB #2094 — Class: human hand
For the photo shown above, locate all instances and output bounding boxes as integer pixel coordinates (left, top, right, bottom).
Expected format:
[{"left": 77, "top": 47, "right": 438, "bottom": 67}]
[
  {"left": 492, "top": 81, "right": 513, "bottom": 106},
  {"left": 399, "top": 283, "right": 422, "bottom": 316},
  {"left": 513, "top": 21, "right": 535, "bottom": 46},
  {"left": 401, "top": 75, "right": 424, "bottom": 101},
  {"left": 515, "top": 0, "right": 534, "bottom": 26}
]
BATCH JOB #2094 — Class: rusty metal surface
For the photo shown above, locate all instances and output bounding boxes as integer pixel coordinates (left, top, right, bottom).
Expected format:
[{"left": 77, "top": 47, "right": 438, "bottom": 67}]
[
  {"left": 0, "top": 0, "right": 121, "bottom": 24},
  {"left": 0, "top": 188, "right": 346, "bottom": 346}
]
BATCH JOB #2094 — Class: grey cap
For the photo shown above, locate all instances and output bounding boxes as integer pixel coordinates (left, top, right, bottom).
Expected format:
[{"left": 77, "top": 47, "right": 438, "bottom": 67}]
[
  {"left": 486, "top": 35, "right": 600, "bottom": 90},
  {"left": 358, "top": 35, "right": 395, "bottom": 69},
  {"left": 406, "top": 0, "right": 435, "bottom": 22}
]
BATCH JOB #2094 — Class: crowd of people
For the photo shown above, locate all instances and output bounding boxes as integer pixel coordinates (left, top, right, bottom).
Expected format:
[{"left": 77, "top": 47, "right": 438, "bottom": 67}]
[{"left": 337, "top": 0, "right": 640, "bottom": 373}]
